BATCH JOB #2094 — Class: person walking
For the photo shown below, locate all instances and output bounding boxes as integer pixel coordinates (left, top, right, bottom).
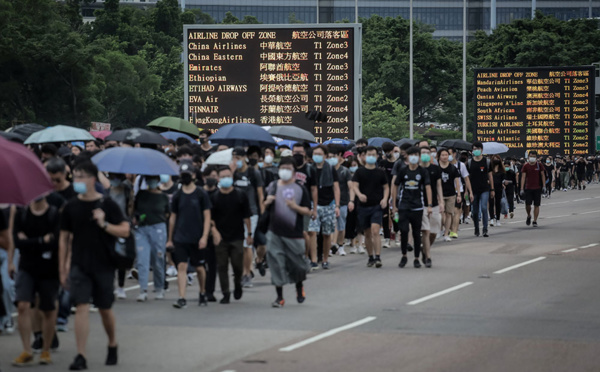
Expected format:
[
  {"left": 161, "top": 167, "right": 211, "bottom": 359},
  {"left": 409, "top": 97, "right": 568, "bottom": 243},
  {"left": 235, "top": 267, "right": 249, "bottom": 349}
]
[
  {"left": 438, "top": 149, "right": 461, "bottom": 241},
  {"left": 489, "top": 156, "right": 506, "bottom": 226},
  {"left": 419, "top": 146, "right": 444, "bottom": 267},
  {"left": 59, "top": 161, "right": 130, "bottom": 370},
  {"left": 466, "top": 142, "right": 494, "bottom": 237},
  {"left": 264, "top": 157, "right": 312, "bottom": 307},
  {"left": 520, "top": 151, "right": 546, "bottom": 227},
  {"left": 503, "top": 160, "right": 517, "bottom": 218}
]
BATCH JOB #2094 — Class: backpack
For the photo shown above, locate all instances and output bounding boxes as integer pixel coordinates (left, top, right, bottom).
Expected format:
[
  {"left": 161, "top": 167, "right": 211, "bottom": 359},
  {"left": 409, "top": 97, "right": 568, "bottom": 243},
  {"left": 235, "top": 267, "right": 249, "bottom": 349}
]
[{"left": 257, "top": 180, "right": 279, "bottom": 235}]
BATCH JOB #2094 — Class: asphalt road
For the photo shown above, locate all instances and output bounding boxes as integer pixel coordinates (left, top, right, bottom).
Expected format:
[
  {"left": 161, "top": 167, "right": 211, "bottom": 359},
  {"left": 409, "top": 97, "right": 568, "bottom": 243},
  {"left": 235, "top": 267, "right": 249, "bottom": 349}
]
[{"left": 1, "top": 184, "right": 599, "bottom": 372}]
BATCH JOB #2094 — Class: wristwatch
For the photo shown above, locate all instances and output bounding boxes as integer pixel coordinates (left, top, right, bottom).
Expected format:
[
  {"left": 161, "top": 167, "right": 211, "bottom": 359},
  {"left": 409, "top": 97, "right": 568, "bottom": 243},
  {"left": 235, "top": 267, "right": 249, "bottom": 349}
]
[
  {"left": 427, "top": 204, "right": 433, "bottom": 207},
  {"left": 102, "top": 221, "right": 109, "bottom": 230}
]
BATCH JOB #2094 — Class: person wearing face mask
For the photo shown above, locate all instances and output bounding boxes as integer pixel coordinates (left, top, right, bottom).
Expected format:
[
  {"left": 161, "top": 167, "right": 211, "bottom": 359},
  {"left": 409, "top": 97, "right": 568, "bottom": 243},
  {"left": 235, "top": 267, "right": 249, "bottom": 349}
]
[
  {"left": 198, "top": 129, "right": 215, "bottom": 159},
  {"left": 448, "top": 148, "right": 473, "bottom": 238},
  {"left": 260, "top": 147, "right": 279, "bottom": 187},
  {"left": 327, "top": 145, "right": 353, "bottom": 257},
  {"left": 209, "top": 167, "right": 252, "bottom": 304},
  {"left": 59, "top": 162, "right": 130, "bottom": 370},
  {"left": 344, "top": 157, "right": 365, "bottom": 255},
  {"left": 167, "top": 161, "right": 212, "bottom": 308},
  {"left": 232, "top": 147, "right": 265, "bottom": 288},
  {"left": 201, "top": 166, "right": 219, "bottom": 301},
  {"left": 438, "top": 149, "right": 461, "bottom": 242},
  {"left": 466, "top": 142, "right": 494, "bottom": 237},
  {"left": 391, "top": 146, "right": 432, "bottom": 268},
  {"left": 419, "top": 146, "right": 444, "bottom": 267},
  {"left": 378, "top": 142, "right": 398, "bottom": 249},
  {"left": 429, "top": 145, "right": 438, "bottom": 165},
  {"left": 263, "top": 157, "right": 312, "bottom": 308},
  {"left": 544, "top": 156, "right": 555, "bottom": 198},
  {"left": 503, "top": 160, "right": 517, "bottom": 218},
  {"left": 132, "top": 176, "right": 170, "bottom": 302},
  {"left": 488, "top": 156, "right": 506, "bottom": 227},
  {"left": 247, "top": 146, "right": 261, "bottom": 169},
  {"left": 575, "top": 155, "right": 587, "bottom": 190},
  {"left": 520, "top": 150, "right": 546, "bottom": 227}
]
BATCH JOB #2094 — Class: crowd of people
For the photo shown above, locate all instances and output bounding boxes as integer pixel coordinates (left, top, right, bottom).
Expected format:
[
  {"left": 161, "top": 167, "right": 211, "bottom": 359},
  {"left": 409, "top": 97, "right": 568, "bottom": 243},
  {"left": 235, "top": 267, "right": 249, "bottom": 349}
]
[{"left": 0, "top": 129, "right": 599, "bottom": 370}]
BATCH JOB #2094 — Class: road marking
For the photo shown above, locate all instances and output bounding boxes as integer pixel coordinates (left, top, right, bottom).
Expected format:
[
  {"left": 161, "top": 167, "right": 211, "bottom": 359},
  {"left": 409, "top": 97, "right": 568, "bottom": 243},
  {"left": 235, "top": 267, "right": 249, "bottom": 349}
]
[
  {"left": 493, "top": 257, "right": 546, "bottom": 274},
  {"left": 407, "top": 282, "right": 473, "bottom": 306},
  {"left": 544, "top": 215, "right": 570, "bottom": 219},
  {"left": 562, "top": 248, "right": 579, "bottom": 253},
  {"left": 579, "top": 243, "right": 599, "bottom": 249},
  {"left": 579, "top": 210, "right": 600, "bottom": 215},
  {"left": 279, "top": 316, "right": 377, "bottom": 352}
]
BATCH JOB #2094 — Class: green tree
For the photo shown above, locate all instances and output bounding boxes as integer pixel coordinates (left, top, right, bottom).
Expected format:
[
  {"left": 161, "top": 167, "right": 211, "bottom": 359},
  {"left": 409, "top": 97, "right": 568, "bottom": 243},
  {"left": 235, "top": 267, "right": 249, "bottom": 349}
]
[{"left": 362, "top": 92, "right": 409, "bottom": 139}]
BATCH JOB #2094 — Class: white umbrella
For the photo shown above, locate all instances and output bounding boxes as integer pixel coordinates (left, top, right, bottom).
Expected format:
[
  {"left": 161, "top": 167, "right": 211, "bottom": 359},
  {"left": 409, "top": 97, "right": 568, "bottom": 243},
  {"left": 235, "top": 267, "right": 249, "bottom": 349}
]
[
  {"left": 24, "top": 125, "right": 95, "bottom": 144},
  {"left": 205, "top": 148, "right": 233, "bottom": 166},
  {"left": 483, "top": 142, "right": 509, "bottom": 155}
]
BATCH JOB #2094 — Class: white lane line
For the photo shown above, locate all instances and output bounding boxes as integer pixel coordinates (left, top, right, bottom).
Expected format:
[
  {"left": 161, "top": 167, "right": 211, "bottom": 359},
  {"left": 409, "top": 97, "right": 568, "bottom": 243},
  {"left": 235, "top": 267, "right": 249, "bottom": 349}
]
[
  {"left": 579, "top": 210, "right": 600, "bottom": 215},
  {"left": 493, "top": 257, "right": 546, "bottom": 274},
  {"left": 562, "top": 248, "right": 579, "bottom": 253},
  {"left": 579, "top": 243, "right": 599, "bottom": 249},
  {"left": 407, "top": 282, "right": 473, "bottom": 306},
  {"left": 279, "top": 316, "right": 377, "bottom": 352},
  {"left": 544, "top": 215, "right": 570, "bottom": 219}
]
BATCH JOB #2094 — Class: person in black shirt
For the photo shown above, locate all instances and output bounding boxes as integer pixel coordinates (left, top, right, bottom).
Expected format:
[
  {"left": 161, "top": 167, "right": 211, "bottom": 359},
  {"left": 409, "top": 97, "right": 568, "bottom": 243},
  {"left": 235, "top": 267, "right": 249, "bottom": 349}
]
[
  {"left": 210, "top": 167, "right": 252, "bottom": 304},
  {"left": 391, "top": 146, "right": 432, "bottom": 268},
  {"left": 12, "top": 197, "right": 60, "bottom": 366},
  {"left": 503, "top": 160, "right": 517, "bottom": 218},
  {"left": 543, "top": 156, "right": 555, "bottom": 197},
  {"left": 466, "top": 142, "right": 495, "bottom": 237},
  {"left": 419, "top": 146, "right": 444, "bottom": 268},
  {"left": 46, "top": 157, "right": 77, "bottom": 203},
  {"left": 59, "top": 161, "right": 130, "bottom": 370},
  {"left": 378, "top": 142, "right": 397, "bottom": 248},
  {"left": 488, "top": 155, "right": 506, "bottom": 225},
  {"left": 575, "top": 156, "right": 587, "bottom": 190},
  {"left": 352, "top": 146, "right": 389, "bottom": 268}
]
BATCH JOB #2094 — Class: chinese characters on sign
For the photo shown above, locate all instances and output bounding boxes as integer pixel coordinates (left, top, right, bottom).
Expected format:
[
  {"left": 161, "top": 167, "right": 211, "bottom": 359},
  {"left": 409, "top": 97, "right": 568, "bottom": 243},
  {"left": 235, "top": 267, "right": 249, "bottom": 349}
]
[
  {"left": 184, "top": 25, "right": 359, "bottom": 143},
  {"left": 474, "top": 66, "right": 595, "bottom": 156}
]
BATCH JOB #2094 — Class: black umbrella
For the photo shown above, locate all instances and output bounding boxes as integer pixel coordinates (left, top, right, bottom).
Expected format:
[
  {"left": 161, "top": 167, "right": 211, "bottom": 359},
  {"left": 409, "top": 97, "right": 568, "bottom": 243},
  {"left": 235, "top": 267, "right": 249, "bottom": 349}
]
[
  {"left": 438, "top": 139, "right": 472, "bottom": 151},
  {"left": 8, "top": 123, "right": 45, "bottom": 139},
  {"left": 394, "top": 138, "right": 420, "bottom": 147},
  {"left": 0, "top": 131, "right": 25, "bottom": 143},
  {"left": 106, "top": 128, "right": 168, "bottom": 146},
  {"left": 268, "top": 126, "right": 316, "bottom": 143}
]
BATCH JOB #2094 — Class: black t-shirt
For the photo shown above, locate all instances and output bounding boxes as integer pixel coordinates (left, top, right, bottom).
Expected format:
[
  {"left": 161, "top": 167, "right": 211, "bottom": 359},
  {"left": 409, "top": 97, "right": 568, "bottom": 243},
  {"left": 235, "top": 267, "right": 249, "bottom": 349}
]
[
  {"left": 210, "top": 188, "right": 251, "bottom": 242},
  {"left": 199, "top": 145, "right": 216, "bottom": 160},
  {"left": 0, "top": 208, "right": 7, "bottom": 231},
  {"left": 378, "top": 158, "right": 395, "bottom": 185},
  {"left": 567, "top": 160, "right": 575, "bottom": 172},
  {"left": 261, "top": 166, "right": 279, "bottom": 188},
  {"left": 423, "top": 164, "right": 441, "bottom": 207},
  {"left": 394, "top": 166, "right": 431, "bottom": 211},
  {"left": 171, "top": 187, "right": 212, "bottom": 244},
  {"left": 391, "top": 161, "right": 407, "bottom": 177},
  {"left": 439, "top": 163, "right": 460, "bottom": 197},
  {"left": 505, "top": 169, "right": 517, "bottom": 189},
  {"left": 492, "top": 172, "right": 506, "bottom": 190},
  {"left": 134, "top": 190, "right": 170, "bottom": 226},
  {"left": 57, "top": 184, "right": 77, "bottom": 203},
  {"left": 60, "top": 197, "right": 126, "bottom": 272},
  {"left": 352, "top": 167, "right": 388, "bottom": 207},
  {"left": 315, "top": 166, "right": 339, "bottom": 206},
  {"left": 295, "top": 163, "right": 316, "bottom": 189},
  {"left": 336, "top": 166, "right": 352, "bottom": 206},
  {"left": 14, "top": 206, "right": 60, "bottom": 278},
  {"left": 586, "top": 161, "right": 595, "bottom": 172},
  {"left": 267, "top": 181, "right": 311, "bottom": 238},
  {"left": 545, "top": 164, "right": 555, "bottom": 179},
  {"left": 468, "top": 158, "right": 491, "bottom": 194},
  {"left": 234, "top": 167, "right": 263, "bottom": 216},
  {"left": 576, "top": 161, "right": 586, "bottom": 174},
  {"left": 46, "top": 191, "right": 67, "bottom": 210}
]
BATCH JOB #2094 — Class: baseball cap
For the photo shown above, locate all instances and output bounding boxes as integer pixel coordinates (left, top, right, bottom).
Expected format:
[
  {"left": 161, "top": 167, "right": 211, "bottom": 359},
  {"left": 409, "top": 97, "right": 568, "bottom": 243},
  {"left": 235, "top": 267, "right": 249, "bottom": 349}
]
[
  {"left": 179, "top": 159, "right": 196, "bottom": 174},
  {"left": 281, "top": 149, "right": 293, "bottom": 157}
]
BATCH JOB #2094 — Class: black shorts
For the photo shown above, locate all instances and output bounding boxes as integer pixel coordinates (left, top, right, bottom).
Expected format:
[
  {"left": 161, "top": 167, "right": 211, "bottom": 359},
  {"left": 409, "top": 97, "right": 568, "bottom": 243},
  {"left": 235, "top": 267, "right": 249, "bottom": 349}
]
[
  {"left": 173, "top": 241, "right": 206, "bottom": 267},
  {"left": 15, "top": 271, "right": 59, "bottom": 311},
  {"left": 357, "top": 205, "right": 383, "bottom": 231},
  {"left": 524, "top": 189, "right": 542, "bottom": 207},
  {"left": 69, "top": 265, "right": 115, "bottom": 310}
]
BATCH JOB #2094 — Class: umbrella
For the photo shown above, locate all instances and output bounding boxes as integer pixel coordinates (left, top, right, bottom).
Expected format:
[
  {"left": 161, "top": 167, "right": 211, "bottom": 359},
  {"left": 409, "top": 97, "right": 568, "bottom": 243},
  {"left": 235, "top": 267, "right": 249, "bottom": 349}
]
[
  {"left": 276, "top": 139, "right": 297, "bottom": 148},
  {"left": 205, "top": 148, "right": 234, "bottom": 166},
  {"left": 161, "top": 131, "right": 196, "bottom": 143},
  {"left": 90, "top": 131, "right": 112, "bottom": 140},
  {"left": 91, "top": 147, "right": 179, "bottom": 176},
  {"left": 106, "top": 128, "right": 168, "bottom": 146},
  {"left": 483, "top": 142, "right": 509, "bottom": 155},
  {"left": 209, "top": 123, "right": 277, "bottom": 148},
  {"left": 394, "top": 138, "right": 419, "bottom": 147},
  {"left": 268, "top": 126, "right": 316, "bottom": 143},
  {"left": 0, "top": 131, "right": 25, "bottom": 143},
  {"left": 24, "top": 125, "right": 95, "bottom": 144},
  {"left": 438, "top": 139, "right": 472, "bottom": 151},
  {"left": 147, "top": 117, "right": 199, "bottom": 138},
  {"left": 368, "top": 137, "right": 394, "bottom": 148},
  {"left": 323, "top": 138, "right": 352, "bottom": 146},
  {"left": 7, "top": 123, "right": 45, "bottom": 139},
  {"left": 0, "top": 137, "right": 53, "bottom": 205}
]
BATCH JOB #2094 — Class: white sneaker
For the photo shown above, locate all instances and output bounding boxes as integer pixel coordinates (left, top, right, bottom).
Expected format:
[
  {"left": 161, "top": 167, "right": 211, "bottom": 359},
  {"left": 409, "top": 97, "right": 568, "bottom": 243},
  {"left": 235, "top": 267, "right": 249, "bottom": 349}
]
[
  {"left": 490, "top": 219, "right": 495, "bottom": 226},
  {"left": 382, "top": 239, "right": 390, "bottom": 248},
  {"left": 116, "top": 288, "right": 126, "bottom": 299},
  {"left": 395, "top": 233, "right": 400, "bottom": 246},
  {"left": 496, "top": 221, "right": 501, "bottom": 226},
  {"left": 444, "top": 236, "right": 452, "bottom": 242},
  {"left": 137, "top": 292, "right": 148, "bottom": 302},
  {"left": 155, "top": 290, "right": 165, "bottom": 300},
  {"left": 166, "top": 265, "right": 178, "bottom": 277},
  {"left": 338, "top": 246, "right": 347, "bottom": 256},
  {"left": 349, "top": 246, "right": 357, "bottom": 254},
  {"left": 358, "top": 246, "right": 366, "bottom": 254}
]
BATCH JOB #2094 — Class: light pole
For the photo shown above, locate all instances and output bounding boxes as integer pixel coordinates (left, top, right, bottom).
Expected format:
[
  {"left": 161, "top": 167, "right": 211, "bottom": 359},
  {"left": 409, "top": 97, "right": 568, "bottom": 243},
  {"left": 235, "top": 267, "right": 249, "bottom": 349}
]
[
  {"left": 409, "top": 0, "right": 414, "bottom": 139},
  {"left": 463, "top": 0, "right": 467, "bottom": 141}
]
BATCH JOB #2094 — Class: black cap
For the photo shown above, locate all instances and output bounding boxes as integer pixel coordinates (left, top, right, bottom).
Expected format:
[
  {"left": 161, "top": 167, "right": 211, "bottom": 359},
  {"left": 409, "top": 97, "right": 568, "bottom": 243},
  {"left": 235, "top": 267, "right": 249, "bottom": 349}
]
[
  {"left": 179, "top": 160, "right": 196, "bottom": 174},
  {"left": 232, "top": 147, "right": 246, "bottom": 156}
]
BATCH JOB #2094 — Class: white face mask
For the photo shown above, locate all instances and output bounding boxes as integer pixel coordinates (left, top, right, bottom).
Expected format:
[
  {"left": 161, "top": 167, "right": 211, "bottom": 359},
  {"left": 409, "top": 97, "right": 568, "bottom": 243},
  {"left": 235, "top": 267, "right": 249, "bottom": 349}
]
[
  {"left": 529, "top": 157, "right": 536, "bottom": 164},
  {"left": 393, "top": 152, "right": 400, "bottom": 160},
  {"left": 448, "top": 155, "right": 454, "bottom": 162},
  {"left": 431, "top": 152, "right": 437, "bottom": 160},
  {"left": 278, "top": 168, "right": 293, "bottom": 181},
  {"left": 264, "top": 155, "right": 274, "bottom": 164},
  {"left": 408, "top": 155, "right": 419, "bottom": 165}
]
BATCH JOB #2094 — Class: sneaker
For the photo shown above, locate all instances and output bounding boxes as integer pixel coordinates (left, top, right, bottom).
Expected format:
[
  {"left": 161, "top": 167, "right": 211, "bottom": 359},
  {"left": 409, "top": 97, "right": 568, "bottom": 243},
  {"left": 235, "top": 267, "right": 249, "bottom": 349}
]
[
  {"left": 483, "top": 229, "right": 489, "bottom": 238},
  {"left": 272, "top": 298, "right": 285, "bottom": 308},
  {"left": 166, "top": 265, "right": 178, "bottom": 277},
  {"left": 4, "top": 319, "right": 15, "bottom": 334},
  {"left": 425, "top": 258, "right": 432, "bottom": 268},
  {"left": 375, "top": 257, "right": 382, "bottom": 268},
  {"left": 449, "top": 232, "right": 458, "bottom": 239},
  {"left": 187, "top": 273, "right": 194, "bottom": 286},
  {"left": 395, "top": 235, "right": 401, "bottom": 246},
  {"left": 173, "top": 298, "right": 187, "bottom": 309},
  {"left": 40, "top": 350, "right": 52, "bottom": 365},
  {"left": 532, "top": 221, "right": 538, "bottom": 227},
  {"left": 106, "top": 345, "right": 118, "bottom": 366},
  {"left": 32, "top": 336, "right": 43, "bottom": 353},
  {"left": 496, "top": 221, "right": 501, "bottom": 227},
  {"left": 474, "top": 227, "right": 480, "bottom": 237},
  {"left": 330, "top": 245, "right": 338, "bottom": 255},
  {"left": 56, "top": 323, "right": 68, "bottom": 333},
  {"left": 220, "top": 293, "right": 231, "bottom": 304},
  {"left": 116, "top": 287, "right": 126, "bottom": 299},
  {"left": 444, "top": 236, "right": 452, "bottom": 242},
  {"left": 407, "top": 244, "right": 414, "bottom": 252},
  {"left": 490, "top": 219, "right": 495, "bottom": 226},
  {"left": 398, "top": 256, "right": 408, "bottom": 268},
  {"left": 322, "top": 262, "right": 330, "bottom": 270},
  {"left": 130, "top": 268, "right": 139, "bottom": 281},
  {"left": 310, "top": 262, "right": 320, "bottom": 271},
  {"left": 296, "top": 287, "right": 306, "bottom": 303},
  {"left": 51, "top": 332, "right": 59, "bottom": 351},
  {"left": 136, "top": 292, "right": 148, "bottom": 302},
  {"left": 155, "top": 290, "right": 165, "bottom": 300},
  {"left": 207, "top": 293, "right": 217, "bottom": 302},
  {"left": 12, "top": 351, "right": 35, "bottom": 367},
  {"left": 382, "top": 239, "right": 390, "bottom": 248},
  {"left": 510, "top": 212, "right": 514, "bottom": 219},
  {"left": 348, "top": 246, "right": 357, "bottom": 254},
  {"left": 234, "top": 285, "right": 243, "bottom": 300},
  {"left": 199, "top": 293, "right": 208, "bottom": 306},
  {"left": 338, "top": 246, "right": 347, "bottom": 256},
  {"left": 563, "top": 188, "right": 567, "bottom": 192},
  {"left": 358, "top": 246, "right": 366, "bottom": 254},
  {"left": 414, "top": 259, "right": 421, "bottom": 268},
  {"left": 526, "top": 216, "right": 531, "bottom": 226},
  {"left": 367, "top": 257, "right": 376, "bottom": 267},
  {"left": 69, "top": 354, "right": 87, "bottom": 370},
  {"left": 256, "top": 260, "right": 267, "bottom": 277},
  {"left": 242, "top": 275, "right": 253, "bottom": 288}
]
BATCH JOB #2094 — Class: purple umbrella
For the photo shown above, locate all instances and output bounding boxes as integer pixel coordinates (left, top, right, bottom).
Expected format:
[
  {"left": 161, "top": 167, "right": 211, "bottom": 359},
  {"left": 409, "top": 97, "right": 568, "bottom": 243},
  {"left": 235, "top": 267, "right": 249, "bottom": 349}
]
[{"left": 0, "top": 137, "right": 53, "bottom": 205}]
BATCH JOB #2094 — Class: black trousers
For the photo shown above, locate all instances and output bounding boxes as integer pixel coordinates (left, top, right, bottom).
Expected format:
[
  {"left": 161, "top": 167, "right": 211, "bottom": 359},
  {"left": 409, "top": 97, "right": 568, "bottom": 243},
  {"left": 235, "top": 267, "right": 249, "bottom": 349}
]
[
  {"left": 206, "top": 239, "right": 217, "bottom": 295},
  {"left": 488, "top": 188, "right": 503, "bottom": 220},
  {"left": 505, "top": 186, "right": 515, "bottom": 213},
  {"left": 215, "top": 240, "right": 243, "bottom": 295},
  {"left": 398, "top": 210, "right": 423, "bottom": 258}
]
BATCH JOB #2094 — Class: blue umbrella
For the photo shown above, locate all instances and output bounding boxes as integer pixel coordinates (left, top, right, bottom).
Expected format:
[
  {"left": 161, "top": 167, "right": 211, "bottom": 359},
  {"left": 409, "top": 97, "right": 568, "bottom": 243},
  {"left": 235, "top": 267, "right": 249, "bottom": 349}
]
[
  {"left": 323, "top": 138, "right": 352, "bottom": 146},
  {"left": 161, "top": 131, "right": 196, "bottom": 143},
  {"left": 91, "top": 147, "right": 179, "bottom": 176},
  {"left": 368, "top": 137, "right": 394, "bottom": 148},
  {"left": 209, "top": 123, "right": 277, "bottom": 148},
  {"left": 276, "top": 139, "right": 297, "bottom": 148},
  {"left": 24, "top": 125, "right": 95, "bottom": 144}
]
